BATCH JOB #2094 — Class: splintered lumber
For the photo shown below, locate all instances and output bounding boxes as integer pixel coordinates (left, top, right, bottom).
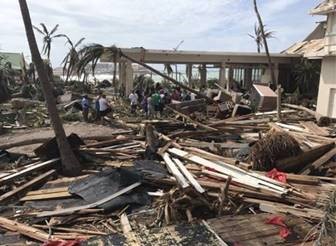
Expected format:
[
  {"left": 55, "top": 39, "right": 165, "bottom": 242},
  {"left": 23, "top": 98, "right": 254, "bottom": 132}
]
[
  {"left": 0, "top": 217, "right": 58, "bottom": 242},
  {"left": 168, "top": 148, "right": 288, "bottom": 195},
  {"left": 37, "top": 182, "right": 141, "bottom": 217},
  {"left": 120, "top": 213, "right": 132, "bottom": 234},
  {"left": 300, "top": 147, "right": 336, "bottom": 175},
  {"left": 162, "top": 153, "right": 189, "bottom": 189},
  {"left": 167, "top": 106, "right": 218, "bottom": 131},
  {"left": 300, "top": 121, "right": 330, "bottom": 137},
  {"left": 275, "top": 142, "right": 335, "bottom": 172},
  {"left": 282, "top": 103, "right": 330, "bottom": 125},
  {"left": 0, "top": 169, "right": 56, "bottom": 203},
  {"left": 172, "top": 158, "right": 205, "bottom": 193},
  {"left": 0, "top": 158, "right": 60, "bottom": 185},
  {"left": 34, "top": 224, "right": 107, "bottom": 236},
  {"left": 246, "top": 198, "right": 325, "bottom": 220}
]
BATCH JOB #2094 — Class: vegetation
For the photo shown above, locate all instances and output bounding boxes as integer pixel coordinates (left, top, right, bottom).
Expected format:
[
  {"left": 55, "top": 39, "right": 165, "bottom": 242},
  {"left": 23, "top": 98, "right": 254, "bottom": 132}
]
[
  {"left": 18, "top": 0, "right": 81, "bottom": 176},
  {"left": 294, "top": 59, "right": 321, "bottom": 97},
  {"left": 62, "top": 37, "right": 85, "bottom": 82},
  {"left": 33, "top": 23, "right": 66, "bottom": 60},
  {"left": 249, "top": 23, "right": 275, "bottom": 53},
  {"left": 0, "top": 55, "right": 14, "bottom": 102}
]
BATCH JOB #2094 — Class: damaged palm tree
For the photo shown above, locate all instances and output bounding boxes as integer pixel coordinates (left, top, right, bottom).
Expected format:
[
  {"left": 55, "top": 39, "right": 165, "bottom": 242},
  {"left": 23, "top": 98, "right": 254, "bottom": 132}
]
[
  {"left": 76, "top": 44, "right": 213, "bottom": 102},
  {"left": 62, "top": 37, "right": 85, "bottom": 83},
  {"left": 251, "top": 128, "right": 302, "bottom": 171},
  {"left": 18, "top": 0, "right": 82, "bottom": 176}
]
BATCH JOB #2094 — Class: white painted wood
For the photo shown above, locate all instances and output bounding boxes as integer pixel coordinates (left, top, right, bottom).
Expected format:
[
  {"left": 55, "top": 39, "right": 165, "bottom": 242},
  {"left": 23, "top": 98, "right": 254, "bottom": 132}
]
[
  {"left": 172, "top": 158, "right": 205, "bottom": 193},
  {"left": 162, "top": 153, "right": 189, "bottom": 189},
  {"left": 168, "top": 148, "right": 287, "bottom": 194}
]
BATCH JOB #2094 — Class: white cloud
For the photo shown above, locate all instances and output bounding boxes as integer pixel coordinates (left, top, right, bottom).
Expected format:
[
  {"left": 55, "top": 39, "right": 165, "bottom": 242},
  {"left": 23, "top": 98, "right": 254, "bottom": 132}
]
[{"left": 0, "top": 0, "right": 324, "bottom": 66}]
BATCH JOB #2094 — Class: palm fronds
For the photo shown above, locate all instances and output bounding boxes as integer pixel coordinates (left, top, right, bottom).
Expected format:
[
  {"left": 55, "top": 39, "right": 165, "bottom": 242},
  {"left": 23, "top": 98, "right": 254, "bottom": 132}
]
[
  {"left": 249, "top": 23, "right": 275, "bottom": 53},
  {"left": 33, "top": 23, "right": 66, "bottom": 59}
]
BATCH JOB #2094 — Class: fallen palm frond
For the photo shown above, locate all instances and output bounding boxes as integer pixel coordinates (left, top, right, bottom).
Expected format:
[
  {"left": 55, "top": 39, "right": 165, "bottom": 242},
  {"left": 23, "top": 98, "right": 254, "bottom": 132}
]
[{"left": 251, "top": 128, "right": 302, "bottom": 171}]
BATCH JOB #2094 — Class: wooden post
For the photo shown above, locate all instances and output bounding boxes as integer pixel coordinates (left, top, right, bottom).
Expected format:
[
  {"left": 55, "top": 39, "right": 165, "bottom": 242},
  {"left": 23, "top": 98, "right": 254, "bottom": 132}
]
[{"left": 277, "top": 85, "right": 282, "bottom": 121}]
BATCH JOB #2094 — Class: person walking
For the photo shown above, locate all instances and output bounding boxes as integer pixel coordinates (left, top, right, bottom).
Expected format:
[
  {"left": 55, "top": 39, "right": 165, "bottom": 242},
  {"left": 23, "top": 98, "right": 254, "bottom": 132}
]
[
  {"left": 81, "top": 95, "right": 90, "bottom": 122},
  {"left": 99, "top": 94, "right": 112, "bottom": 124},
  {"left": 94, "top": 92, "right": 102, "bottom": 121},
  {"left": 128, "top": 90, "right": 138, "bottom": 114}
]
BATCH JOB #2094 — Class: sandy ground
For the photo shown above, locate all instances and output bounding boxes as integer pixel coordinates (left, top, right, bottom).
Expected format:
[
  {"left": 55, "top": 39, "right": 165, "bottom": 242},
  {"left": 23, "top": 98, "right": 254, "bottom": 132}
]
[{"left": 0, "top": 122, "right": 127, "bottom": 155}]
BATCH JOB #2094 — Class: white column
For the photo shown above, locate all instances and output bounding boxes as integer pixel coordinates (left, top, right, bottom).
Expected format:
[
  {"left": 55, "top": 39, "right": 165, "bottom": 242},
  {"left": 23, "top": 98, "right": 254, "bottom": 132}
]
[
  {"left": 125, "top": 61, "right": 134, "bottom": 97},
  {"left": 219, "top": 62, "right": 227, "bottom": 88}
]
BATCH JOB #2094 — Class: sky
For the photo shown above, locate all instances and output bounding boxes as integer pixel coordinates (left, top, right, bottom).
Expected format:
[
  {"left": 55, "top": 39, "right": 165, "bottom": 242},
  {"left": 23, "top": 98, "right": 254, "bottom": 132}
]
[{"left": 0, "top": 0, "right": 324, "bottom": 67}]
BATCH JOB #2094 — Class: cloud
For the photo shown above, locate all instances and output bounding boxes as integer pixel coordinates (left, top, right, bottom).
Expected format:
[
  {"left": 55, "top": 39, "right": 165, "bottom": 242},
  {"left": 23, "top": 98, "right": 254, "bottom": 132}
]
[{"left": 0, "top": 0, "right": 324, "bottom": 66}]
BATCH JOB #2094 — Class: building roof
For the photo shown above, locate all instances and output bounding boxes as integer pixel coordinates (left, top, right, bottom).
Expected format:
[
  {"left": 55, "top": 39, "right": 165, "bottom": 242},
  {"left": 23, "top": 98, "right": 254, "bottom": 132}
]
[
  {"left": 283, "top": 22, "right": 326, "bottom": 58},
  {"left": 0, "top": 52, "right": 25, "bottom": 70},
  {"left": 310, "top": 0, "right": 336, "bottom": 15}
]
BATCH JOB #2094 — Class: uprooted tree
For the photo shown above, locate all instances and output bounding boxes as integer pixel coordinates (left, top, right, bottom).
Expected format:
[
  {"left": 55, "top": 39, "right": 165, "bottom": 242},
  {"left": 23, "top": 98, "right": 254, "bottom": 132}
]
[{"left": 18, "top": 0, "right": 82, "bottom": 176}]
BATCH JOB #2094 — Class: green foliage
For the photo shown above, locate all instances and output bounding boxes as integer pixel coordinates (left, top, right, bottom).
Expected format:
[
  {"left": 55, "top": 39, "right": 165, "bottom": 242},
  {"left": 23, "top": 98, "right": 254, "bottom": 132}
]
[
  {"left": 33, "top": 23, "right": 67, "bottom": 60},
  {"left": 293, "top": 59, "right": 321, "bottom": 97}
]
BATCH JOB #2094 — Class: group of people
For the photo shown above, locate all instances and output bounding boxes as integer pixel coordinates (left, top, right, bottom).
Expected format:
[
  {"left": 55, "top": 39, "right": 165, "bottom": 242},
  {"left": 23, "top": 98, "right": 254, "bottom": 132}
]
[
  {"left": 128, "top": 85, "right": 196, "bottom": 118},
  {"left": 81, "top": 93, "right": 112, "bottom": 124},
  {"left": 80, "top": 84, "right": 197, "bottom": 123}
]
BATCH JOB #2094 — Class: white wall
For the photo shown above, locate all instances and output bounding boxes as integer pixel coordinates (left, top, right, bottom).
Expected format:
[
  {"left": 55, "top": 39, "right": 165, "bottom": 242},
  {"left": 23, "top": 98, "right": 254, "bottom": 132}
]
[{"left": 316, "top": 56, "right": 336, "bottom": 116}]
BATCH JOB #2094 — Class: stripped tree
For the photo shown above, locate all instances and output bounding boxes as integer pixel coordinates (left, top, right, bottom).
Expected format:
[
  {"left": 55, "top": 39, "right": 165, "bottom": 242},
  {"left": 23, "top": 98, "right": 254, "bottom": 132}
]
[
  {"left": 18, "top": 0, "right": 82, "bottom": 176},
  {"left": 252, "top": 0, "right": 276, "bottom": 86}
]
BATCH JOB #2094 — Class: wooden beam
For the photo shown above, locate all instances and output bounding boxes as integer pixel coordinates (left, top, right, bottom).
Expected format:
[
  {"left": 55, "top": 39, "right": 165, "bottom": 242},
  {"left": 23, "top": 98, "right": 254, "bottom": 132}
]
[
  {"left": 0, "top": 169, "right": 56, "bottom": 203},
  {"left": 172, "top": 158, "right": 205, "bottom": 193},
  {"left": 161, "top": 153, "right": 189, "bottom": 189},
  {"left": 0, "top": 158, "right": 60, "bottom": 185},
  {"left": 275, "top": 142, "right": 335, "bottom": 172},
  {"left": 300, "top": 147, "right": 336, "bottom": 175},
  {"left": 167, "top": 106, "right": 218, "bottom": 131},
  {"left": 0, "top": 217, "right": 58, "bottom": 242},
  {"left": 38, "top": 182, "right": 141, "bottom": 217}
]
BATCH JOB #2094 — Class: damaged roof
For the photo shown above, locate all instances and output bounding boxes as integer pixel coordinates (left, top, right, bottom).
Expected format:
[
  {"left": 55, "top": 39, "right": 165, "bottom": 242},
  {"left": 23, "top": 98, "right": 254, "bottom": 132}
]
[{"left": 310, "top": 0, "right": 336, "bottom": 15}]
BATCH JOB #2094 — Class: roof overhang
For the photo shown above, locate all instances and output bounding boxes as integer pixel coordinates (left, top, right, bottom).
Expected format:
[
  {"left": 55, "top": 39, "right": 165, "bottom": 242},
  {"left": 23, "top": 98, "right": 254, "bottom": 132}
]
[{"left": 101, "top": 48, "right": 300, "bottom": 65}]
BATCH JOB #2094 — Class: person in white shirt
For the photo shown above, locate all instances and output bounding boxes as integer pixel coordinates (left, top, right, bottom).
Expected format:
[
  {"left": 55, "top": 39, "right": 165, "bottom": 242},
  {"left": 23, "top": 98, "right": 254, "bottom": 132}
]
[
  {"left": 99, "top": 95, "right": 111, "bottom": 124},
  {"left": 128, "top": 91, "right": 138, "bottom": 114}
]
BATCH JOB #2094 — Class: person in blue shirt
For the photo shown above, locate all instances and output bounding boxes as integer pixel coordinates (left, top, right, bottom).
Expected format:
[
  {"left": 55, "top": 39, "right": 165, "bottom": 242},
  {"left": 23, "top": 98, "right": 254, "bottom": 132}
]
[{"left": 81, "top": 95, "right": 90, "bottom": 122}]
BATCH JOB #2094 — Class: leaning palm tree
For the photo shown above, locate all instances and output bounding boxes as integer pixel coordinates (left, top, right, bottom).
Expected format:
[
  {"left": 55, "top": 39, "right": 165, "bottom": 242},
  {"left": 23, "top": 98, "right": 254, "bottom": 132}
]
[
  {"left": 252, "top": 0, "right": 276, "bottom": 86},
  {"left": 33, "top": 23, "right": 66, "bottom": 60},
  {"left": 77, "top": 44, "right": 120, "bottom": 86},
  {"left": 62, "top": 36, "right": 85, "bottom": 83},
  {"left": 249, "top": 23, "right": 275, "bottom": 53},
  {"left": 18, "top": 0, "right": 81, "bottom": 176}
]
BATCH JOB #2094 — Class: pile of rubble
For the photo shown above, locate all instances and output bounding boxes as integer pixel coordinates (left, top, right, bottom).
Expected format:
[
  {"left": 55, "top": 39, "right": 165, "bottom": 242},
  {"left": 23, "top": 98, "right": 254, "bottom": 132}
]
[{"left": 0, "top": 99, "right": 336, "bottom": 245}]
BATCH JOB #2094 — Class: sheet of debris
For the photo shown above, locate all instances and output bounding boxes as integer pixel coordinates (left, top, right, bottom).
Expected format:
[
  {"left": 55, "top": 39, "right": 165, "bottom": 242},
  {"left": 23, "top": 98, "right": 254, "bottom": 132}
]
[{"left": 0, "top": 99, "right": 336, "bottom": 246}]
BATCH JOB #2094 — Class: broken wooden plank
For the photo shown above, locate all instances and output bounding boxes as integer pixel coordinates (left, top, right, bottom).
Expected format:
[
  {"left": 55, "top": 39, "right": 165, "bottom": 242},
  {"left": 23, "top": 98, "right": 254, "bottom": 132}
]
[
  {"left": 20, "top": 191, "right": 71, "bottom": 201},
  {"left": 34, "top": 224, "right": 107, "bottom": 236},
  {"left": 38, "top": 182, "right": 141, "bottom": 217},
  {"left": 0, "top": 169, "right": 56, "bottom": 204},
  {"left": 275, "top": 142, "right": 335, "bottom": 172},
  {"left": 161, "top": 153, "right": 189, "bottom": 189},
  {"left": 0, "top": 158, "right": 60, "bottom": 185},
  {"left": 168, "top": 148, "right": 288, "bottom": 194},
  {"left": 172, "top": 158, "right": 205, "bottom": 193},
  {"left": 167, "top": 106, "right": 218, "bottom": 131},
  {"left": 0, "top": 217, "right": 59, "bottom": 242},
  {"left": 300, "top": 147, "right": 336, "bottom": 175},
  {"left": 300, "top": 121, "right": 330, "bottom": 137}
]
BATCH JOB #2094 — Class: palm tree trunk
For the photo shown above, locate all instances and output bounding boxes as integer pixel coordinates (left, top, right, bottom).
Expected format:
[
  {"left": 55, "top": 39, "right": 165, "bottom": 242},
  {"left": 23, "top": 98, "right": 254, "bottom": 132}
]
[
  {"left": 18, "top": 0, "right": 81, "bottom": 176},
  {"left": 253, "top": 0, "right": 276, "bottom": 87}
]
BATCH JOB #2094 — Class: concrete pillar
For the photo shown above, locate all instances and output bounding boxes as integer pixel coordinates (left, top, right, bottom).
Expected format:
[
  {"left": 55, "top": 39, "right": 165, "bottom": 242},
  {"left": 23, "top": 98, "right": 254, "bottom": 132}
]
[
  {"left": 244, "top": 67, "right": 253, "bottom": 90},
  {"left": 219, "top": 62, "right": 227, "bottom": 88},
  {"left": 200, "top": 64, "right": 207, "bottom": 89},
  {"left": 125, "top": 60, "right": 134, "bottom": 97},
  {"left": 187, "top": 64, "right": 193, "bottom": 86},
  {"left": 228, "top": 66, "right": 234, "bottom": 92},
  {"left": 118, "top": 61, "right": 126, "bottom": 97},
  {"left": 261, "top": 64, "right": 279, "bottom": 86}
]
